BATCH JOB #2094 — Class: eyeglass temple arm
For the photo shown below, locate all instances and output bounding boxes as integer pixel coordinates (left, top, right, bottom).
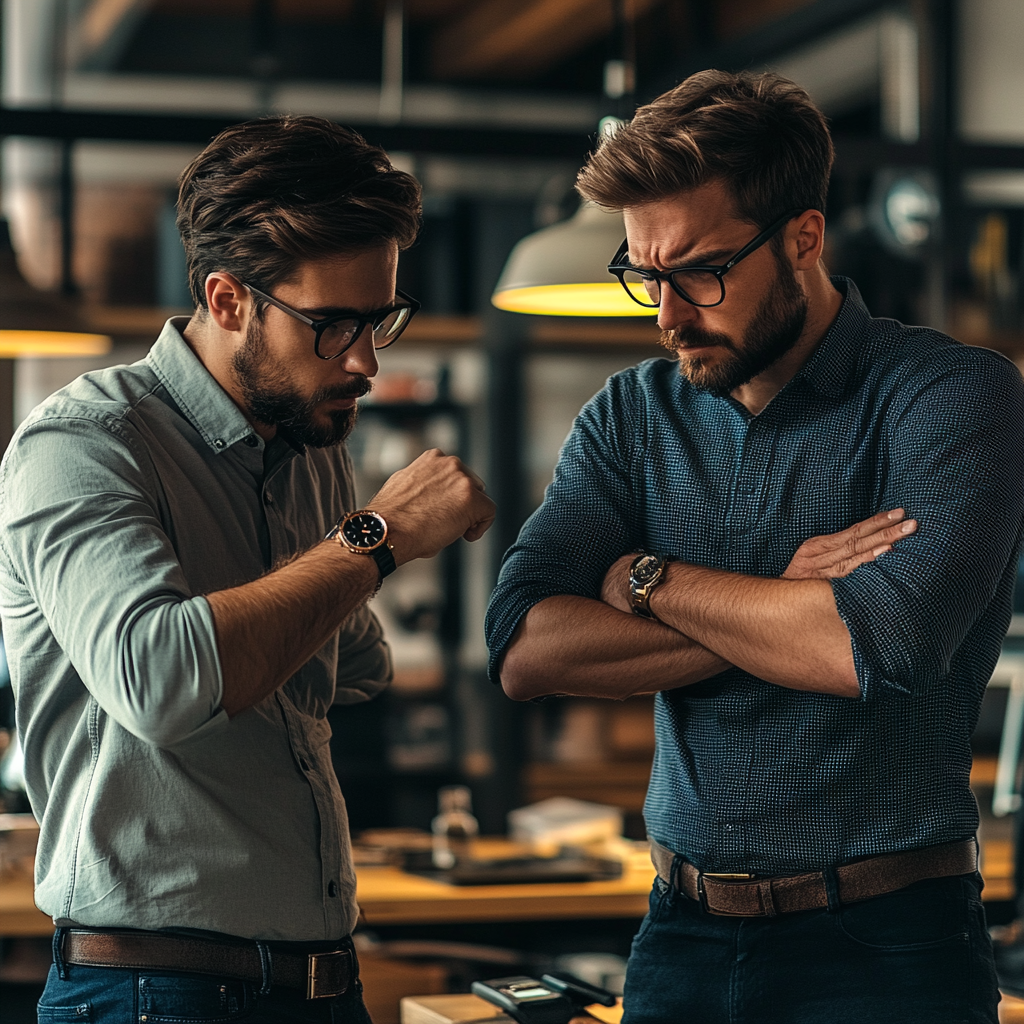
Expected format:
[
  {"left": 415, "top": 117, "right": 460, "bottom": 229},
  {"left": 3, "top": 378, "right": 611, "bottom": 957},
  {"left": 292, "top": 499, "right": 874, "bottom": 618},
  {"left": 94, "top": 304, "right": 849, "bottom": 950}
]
[{"left": 245, "top": 284, "right": 319, "bottom": 329}]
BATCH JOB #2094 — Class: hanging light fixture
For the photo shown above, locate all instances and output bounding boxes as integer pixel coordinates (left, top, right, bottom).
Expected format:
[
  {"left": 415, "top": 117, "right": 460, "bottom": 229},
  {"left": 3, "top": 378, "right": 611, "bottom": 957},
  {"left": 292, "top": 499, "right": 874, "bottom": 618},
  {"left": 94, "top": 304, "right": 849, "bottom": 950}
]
[
  {"left": 491, "top": 0, "right": 648, "bottom": 318},
  {"left": 491, "top": 201, "right": 650, "bottom": 316},
  {"left": 0, "top": 220, "right": 111, "bottom": 358}
]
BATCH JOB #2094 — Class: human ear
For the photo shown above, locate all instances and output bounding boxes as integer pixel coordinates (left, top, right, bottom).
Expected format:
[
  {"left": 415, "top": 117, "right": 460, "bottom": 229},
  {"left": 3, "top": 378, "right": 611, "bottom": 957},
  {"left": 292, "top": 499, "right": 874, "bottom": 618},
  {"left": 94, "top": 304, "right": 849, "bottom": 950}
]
[
  {"left": 204, "top": 273, "right": 249, "bottom": 334},
  {"left": 790, "top": 210, "right": 826, "bottom": 270}
]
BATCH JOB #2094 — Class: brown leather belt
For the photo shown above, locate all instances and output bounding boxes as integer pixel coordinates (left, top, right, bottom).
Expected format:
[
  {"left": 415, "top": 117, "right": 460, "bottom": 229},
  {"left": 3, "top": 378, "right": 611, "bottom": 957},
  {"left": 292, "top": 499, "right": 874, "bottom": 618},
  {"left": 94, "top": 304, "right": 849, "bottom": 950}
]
[
  {"left": 62, "top": 929, "right": 355, "bottom": 1000},
  {"left": 650, "top": 838, "right": 977, "bottom": 917}
]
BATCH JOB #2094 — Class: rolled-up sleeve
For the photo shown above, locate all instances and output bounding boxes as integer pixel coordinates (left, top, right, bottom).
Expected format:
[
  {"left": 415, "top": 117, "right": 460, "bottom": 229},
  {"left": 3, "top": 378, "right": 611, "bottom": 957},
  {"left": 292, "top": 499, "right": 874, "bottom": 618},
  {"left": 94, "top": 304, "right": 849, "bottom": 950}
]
[
  {"left": 333, "top": 604, "right": 392, "bottom": 704},
  {"left": 0, "top": 413, "right": 225, "bottom": 747},
  {"left": 485, "top": 372, "right": 641, "bottom": 683},
  {"left": 831, "top": 348, "right": 1024, "bottom": 700}
]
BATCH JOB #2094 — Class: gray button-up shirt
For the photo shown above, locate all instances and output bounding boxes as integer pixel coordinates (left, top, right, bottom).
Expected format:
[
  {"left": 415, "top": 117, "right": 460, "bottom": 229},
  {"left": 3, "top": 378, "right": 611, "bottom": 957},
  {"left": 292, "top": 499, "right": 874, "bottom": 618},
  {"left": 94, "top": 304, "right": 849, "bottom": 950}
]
[{"left": 0, "top": 319, "right": 391, "bottom": 941}]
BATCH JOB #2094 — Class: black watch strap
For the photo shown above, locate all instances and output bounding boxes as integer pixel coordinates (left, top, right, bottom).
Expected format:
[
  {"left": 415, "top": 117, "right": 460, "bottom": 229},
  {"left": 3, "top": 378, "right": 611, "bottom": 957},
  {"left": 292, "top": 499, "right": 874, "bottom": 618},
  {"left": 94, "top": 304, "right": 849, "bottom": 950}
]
[{"left": 370, "top": 542, "right": 397, "bottom": 581}]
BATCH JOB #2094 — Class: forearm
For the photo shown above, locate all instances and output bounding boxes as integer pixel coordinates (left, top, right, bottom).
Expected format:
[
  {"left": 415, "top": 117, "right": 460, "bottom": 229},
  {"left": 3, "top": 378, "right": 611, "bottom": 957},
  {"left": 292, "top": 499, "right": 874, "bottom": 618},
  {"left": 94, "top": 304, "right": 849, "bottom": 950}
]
[
  {"left": 207, "top": 541, "right": 379, "bottom": 716},
  {"left": 649, "top": 562, "right": 858, "bottom": 696},
  {"left": 499, "top": 595, "right": 730, "bottom": 701}
]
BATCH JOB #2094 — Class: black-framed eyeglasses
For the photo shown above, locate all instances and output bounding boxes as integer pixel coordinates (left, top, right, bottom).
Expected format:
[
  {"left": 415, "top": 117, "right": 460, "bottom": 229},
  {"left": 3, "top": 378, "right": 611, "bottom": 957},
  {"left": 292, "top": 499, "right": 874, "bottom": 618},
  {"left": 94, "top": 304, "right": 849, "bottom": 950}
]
[
  {"left": 607, "top": 209, "right": 805, "bottom": 309},
  {"left": 243, "top": 282, "right": 421, "bottom": 360}
]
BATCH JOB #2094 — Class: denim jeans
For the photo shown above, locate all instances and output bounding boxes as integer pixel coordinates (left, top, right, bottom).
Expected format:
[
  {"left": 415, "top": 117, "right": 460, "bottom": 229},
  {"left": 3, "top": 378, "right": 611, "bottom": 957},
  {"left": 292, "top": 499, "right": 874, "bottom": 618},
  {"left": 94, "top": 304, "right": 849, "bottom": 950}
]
[
  {"left": 36, "top": 931, "right": 373, "bottom": 1024},
  {"left": 621, "top": 871, "right": 999, "bottom": 1024}
]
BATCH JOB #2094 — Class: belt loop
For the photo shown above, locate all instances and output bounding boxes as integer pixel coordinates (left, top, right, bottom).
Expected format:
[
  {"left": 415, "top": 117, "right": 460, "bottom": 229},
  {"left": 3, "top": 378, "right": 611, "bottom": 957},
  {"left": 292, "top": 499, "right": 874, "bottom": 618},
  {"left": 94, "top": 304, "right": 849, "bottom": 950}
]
[
  {"left": 52, "top": 927, "right": 68, "bottom": 980},
  {"left": 670, "top": 851, "right": 683, "bottom": 894},
  {"left": 255, "top": 941, "right": 273, "bottom": 996},
  {"left": 695, "top": 870, "right": 710, "bottom": 914},
  {"left": 823, "top": 865, "right": 841, "bottom": 913}
]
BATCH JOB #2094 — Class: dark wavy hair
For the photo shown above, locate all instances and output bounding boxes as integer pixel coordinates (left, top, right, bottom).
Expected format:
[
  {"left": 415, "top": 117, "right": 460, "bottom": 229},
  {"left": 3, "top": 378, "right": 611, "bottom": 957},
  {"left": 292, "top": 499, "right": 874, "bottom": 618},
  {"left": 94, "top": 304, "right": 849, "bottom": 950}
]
[
  {"left": 177, "top": 115, "right": 422, "bottom": 309},
  {"left": 577, "top": 70, "right": 834, "bottom": 229}
]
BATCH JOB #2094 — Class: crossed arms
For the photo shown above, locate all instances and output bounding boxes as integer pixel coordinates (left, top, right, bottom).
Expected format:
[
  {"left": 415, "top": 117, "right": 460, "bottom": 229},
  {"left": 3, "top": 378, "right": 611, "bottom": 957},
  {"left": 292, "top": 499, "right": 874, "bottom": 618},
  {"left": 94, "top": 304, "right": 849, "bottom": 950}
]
[
  {"left": 492, "top": 353, "right": 1024, "bottom": 706},
  {"left": 500, "top": 510, "right": 915, "bottom": 701}
]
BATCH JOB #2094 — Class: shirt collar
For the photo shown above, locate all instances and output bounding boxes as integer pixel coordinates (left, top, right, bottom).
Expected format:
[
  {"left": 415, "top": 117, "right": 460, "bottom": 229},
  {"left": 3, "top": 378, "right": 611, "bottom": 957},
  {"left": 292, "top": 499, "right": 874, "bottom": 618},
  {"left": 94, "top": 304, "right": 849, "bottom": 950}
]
[
  {"left": 146, "top": 317, "right": 259, "bottom": 454},
  {"left": 790, "top": 277, "right": 870, "bottom": 399}
]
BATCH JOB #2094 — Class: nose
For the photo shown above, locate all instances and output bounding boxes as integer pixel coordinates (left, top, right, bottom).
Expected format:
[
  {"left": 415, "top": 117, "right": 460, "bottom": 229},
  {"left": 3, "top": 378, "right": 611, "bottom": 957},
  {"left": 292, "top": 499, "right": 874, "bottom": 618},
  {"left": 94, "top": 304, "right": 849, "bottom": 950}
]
[
  {"left": 339, "top": 324, "right": 379, "bottom": 379},
  {"left": 657, "top": 285, "right": 699, "bottom": 333}
]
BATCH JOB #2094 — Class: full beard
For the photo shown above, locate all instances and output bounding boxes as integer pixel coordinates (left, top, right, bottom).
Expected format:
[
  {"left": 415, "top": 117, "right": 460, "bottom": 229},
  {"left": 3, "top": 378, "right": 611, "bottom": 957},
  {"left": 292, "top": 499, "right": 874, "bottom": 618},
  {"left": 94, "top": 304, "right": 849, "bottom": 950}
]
[
  {"left": 660, "top": 253, "right": 808, "bottom": 397},
  {"left": 233, "top": 317, "right": 371, "bottom": 448}
]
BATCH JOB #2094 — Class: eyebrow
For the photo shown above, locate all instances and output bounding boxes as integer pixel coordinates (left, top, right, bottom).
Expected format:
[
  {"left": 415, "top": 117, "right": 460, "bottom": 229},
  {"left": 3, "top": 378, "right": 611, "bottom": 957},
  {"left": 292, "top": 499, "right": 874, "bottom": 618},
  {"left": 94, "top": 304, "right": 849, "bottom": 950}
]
[{"left": 631, "top": 247, "right": 734, "bottom": 271}]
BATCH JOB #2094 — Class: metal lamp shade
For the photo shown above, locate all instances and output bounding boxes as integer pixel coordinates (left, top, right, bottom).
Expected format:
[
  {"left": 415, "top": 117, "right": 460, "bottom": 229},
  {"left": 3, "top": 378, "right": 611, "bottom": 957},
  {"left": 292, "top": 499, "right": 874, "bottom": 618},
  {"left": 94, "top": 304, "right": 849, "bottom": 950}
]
[{"left": 492, "top": 203, "right": 654, "bottom": 317}]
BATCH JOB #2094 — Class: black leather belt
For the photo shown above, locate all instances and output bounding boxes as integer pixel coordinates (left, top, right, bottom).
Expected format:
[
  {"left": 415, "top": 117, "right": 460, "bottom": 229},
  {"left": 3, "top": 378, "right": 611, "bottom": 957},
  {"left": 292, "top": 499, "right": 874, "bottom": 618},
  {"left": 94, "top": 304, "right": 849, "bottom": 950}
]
[
  {"left": 650, "top": 838, "right": 977, "bottom": 917},
  {"left": 62, "top": 929, "right": 355, "bottom": 1000}
]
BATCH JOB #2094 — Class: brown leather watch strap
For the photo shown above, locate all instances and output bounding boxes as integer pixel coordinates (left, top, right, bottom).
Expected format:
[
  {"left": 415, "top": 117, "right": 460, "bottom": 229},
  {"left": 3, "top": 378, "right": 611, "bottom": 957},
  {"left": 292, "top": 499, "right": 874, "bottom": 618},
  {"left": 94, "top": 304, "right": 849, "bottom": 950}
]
[
  {"left": 63, "top": 930, "right": 354, "bottom": 999},
  {"left": 650, "top": 838, "right": 977, "bottom": 917}
]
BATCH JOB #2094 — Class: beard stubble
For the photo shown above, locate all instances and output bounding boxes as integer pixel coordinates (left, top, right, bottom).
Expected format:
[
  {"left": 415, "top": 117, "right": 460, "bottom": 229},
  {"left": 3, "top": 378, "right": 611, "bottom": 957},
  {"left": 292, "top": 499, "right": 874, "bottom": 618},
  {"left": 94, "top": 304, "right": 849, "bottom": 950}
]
[
  {"left": 660, "top": 251, "right": 809, "bottom": 397},
  {"left": 232, "top": 316, "right": 372, "bottom": 448}
]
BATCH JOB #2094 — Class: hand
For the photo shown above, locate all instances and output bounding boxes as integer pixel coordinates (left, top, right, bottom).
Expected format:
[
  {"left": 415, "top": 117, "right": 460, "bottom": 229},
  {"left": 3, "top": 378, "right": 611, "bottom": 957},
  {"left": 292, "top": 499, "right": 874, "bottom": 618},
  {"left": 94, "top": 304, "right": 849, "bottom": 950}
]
[
  {"left": 782, "top": 508, "right": 917, "bottom": 580},
  {"left": 369, "top": 448, "right": 496, "bottom": 564},
  {"left": 601, "top": 553, "right": 636, "bottom": 615}
]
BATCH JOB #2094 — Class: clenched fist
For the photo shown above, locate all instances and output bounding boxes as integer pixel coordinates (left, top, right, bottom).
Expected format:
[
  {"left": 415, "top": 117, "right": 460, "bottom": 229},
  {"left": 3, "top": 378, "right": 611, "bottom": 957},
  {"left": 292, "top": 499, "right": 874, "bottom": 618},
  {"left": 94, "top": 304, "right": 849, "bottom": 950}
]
[{"left": 369, "top": 448, "right": 496, "bottom": 564}]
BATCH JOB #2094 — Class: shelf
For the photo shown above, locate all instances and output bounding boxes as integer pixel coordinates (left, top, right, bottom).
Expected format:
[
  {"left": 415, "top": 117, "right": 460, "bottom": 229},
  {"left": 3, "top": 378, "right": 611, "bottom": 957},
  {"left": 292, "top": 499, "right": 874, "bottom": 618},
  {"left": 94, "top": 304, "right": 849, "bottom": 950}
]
[{"left": 78, "top": 307, "right": 484, "bottom": 346}]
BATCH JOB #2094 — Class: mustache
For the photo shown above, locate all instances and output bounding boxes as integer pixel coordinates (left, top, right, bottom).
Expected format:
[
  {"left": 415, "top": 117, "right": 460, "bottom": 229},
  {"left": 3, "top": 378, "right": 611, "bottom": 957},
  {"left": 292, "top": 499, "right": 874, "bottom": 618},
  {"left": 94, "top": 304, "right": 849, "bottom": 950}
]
[
  {"left": 310, "top": 376, "right": 373, "bottom": 404},
  {"left": 659, "top": 328, "right": 735, "bottom": 353}
]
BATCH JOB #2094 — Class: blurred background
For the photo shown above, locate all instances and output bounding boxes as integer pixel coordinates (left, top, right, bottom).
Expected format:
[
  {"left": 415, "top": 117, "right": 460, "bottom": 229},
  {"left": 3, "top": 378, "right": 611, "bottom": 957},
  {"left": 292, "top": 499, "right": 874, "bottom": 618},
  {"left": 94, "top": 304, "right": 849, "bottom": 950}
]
[
  {"left": 2, "top": 2, "right": 1024, "bottom": 1018},
  {"left": 1, "top": 0, "right": 1023, "bottom": 844},
  {"left": 1, "top": 0, "right": 1023, "bottom": 843}
]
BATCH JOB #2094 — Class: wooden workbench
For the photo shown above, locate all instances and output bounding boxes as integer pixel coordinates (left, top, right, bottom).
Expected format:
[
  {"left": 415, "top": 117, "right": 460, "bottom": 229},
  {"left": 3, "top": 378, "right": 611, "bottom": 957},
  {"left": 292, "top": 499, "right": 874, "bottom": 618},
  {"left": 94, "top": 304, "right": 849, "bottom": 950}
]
[{"left": 356, "top": 847, "right": 654, "bottom": 926}]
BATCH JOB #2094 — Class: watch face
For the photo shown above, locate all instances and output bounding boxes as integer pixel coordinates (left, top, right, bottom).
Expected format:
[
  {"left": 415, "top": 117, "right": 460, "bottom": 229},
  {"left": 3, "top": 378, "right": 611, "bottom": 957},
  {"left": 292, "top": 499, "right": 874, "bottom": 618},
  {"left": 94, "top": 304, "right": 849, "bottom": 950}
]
[
  {"left": 632, "top": 554, "right": 663, "bottom": 585},
  {"left": 341, "top": 512, "right": 386, "bottom": 550}
]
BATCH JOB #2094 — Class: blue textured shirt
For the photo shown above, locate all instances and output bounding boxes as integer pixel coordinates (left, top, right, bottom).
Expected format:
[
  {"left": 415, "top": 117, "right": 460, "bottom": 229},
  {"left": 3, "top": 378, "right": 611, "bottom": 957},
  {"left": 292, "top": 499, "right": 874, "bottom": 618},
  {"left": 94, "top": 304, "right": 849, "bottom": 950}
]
[{"left": 486, "top": 280, "right": 1024, "bottom": 873}]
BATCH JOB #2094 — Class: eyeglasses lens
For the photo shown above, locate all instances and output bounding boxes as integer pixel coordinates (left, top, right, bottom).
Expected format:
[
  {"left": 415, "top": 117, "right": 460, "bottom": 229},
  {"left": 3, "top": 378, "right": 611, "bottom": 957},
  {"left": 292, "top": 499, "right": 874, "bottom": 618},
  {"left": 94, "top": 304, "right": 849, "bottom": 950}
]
[
  {"left": 371, "top": 307, "right": 410, "bottom": 349},
  {"left": 318, "top": 319, "right": 361, "bottom": 359},
  {"left": 621, "top": 270, "right": 660, "bottom": 307},
  {"left": 670, "top": 270, "right": 724, "bottom": 306}
]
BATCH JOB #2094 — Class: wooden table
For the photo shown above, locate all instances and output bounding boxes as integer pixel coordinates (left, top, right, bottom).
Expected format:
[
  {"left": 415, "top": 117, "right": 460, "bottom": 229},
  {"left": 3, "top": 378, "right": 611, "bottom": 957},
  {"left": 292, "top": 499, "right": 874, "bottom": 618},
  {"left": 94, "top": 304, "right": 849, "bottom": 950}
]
[
  {"left": 0, "top": 867, "right": 50, "bottom": 936},
  {"left": 356, "top": 843, "right": 654, "bottom": 926}
]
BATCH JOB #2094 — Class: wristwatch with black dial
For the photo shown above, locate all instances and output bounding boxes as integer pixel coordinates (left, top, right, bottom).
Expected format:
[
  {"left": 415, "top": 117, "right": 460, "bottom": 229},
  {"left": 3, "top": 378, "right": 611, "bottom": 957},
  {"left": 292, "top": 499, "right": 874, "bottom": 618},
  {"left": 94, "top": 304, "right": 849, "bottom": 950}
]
[
  {"left": 327, "top": 509, "right": 397, "bottom": 587},
  {"left": 629, "top": 552, "right": 669, "bottom": 619}
]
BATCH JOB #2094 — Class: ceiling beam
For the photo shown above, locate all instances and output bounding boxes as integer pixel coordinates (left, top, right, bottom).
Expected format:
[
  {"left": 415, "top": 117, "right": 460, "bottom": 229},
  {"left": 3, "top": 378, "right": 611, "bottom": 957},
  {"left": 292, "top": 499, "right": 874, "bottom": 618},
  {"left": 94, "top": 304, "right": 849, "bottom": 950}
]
[
  {"left": 432, "top": 0, "right": 659, "bottom": 81},
  {"left": 1, "top": 106, "right": 1021, "bottom": 173},
  {"left": 0, "top": 105, "right": 596, "bottom": 161}
]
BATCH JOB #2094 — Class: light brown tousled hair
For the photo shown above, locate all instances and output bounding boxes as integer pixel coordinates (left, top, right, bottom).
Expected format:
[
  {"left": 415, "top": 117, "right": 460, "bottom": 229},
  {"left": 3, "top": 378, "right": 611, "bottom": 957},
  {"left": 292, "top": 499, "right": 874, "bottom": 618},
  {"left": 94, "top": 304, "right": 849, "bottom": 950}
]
[
  {"left": 177, "top": 115, "right": 422, "bottom": 310},
  {"left": 577, "top": 70, "right": 834, "bottom": 230}
]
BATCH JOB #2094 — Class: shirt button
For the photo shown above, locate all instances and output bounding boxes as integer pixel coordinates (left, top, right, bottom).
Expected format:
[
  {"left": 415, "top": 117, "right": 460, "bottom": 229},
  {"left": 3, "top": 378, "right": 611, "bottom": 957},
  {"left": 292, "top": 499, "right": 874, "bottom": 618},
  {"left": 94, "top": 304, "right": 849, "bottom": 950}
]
[
  {"left": 212, "top": 438, "right": 225, "bottom": 449},
  {"left": 264, "top": 492, "right": 274, "bottom": 505},
  {"left": 244, "top": 435, "right": 259, "bottom": 447},
  {"left": 299, "top": 757, "right": 310, "bottom": 772},
  {"left": 328, "top": 881, "right": 339, "bottom": 898}
]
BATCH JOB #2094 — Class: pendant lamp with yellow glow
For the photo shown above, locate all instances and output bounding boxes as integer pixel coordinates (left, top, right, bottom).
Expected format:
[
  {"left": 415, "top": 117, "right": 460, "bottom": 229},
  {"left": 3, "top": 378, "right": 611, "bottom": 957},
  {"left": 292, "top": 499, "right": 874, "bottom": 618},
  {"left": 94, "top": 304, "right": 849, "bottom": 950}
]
[
  {"left": 0, "top": 221, "right": 111, "bottom": 358},
  {"left": 0, "top": 219, "right": 112, "bottom": 455},
  {"left": 492, "top": 202, "right": 653, "bottom": 317}
]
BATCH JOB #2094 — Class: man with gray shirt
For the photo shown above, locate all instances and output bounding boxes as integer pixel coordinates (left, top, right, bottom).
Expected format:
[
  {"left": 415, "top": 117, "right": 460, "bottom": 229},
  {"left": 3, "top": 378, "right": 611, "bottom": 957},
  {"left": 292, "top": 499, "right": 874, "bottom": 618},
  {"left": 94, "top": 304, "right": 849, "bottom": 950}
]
[{"left": 0, "top": 116, "right": 494, "bottom": 1023}]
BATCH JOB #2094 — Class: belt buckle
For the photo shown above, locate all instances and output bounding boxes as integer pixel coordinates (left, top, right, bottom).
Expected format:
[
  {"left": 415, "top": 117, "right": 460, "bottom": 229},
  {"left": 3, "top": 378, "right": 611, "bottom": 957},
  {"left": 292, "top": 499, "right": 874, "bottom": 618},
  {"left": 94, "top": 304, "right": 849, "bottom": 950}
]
[
  {"left": 697, "top": 871, "right": 755, "bottom": 915},
  {"left": 306, "top": 949, "right": 349, "bottom": 1000}
]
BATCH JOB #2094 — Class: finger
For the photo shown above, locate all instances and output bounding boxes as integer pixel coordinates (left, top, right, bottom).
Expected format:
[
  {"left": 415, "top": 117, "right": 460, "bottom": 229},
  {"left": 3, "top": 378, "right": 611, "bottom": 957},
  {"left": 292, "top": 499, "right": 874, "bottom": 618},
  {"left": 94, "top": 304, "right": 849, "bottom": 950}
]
[
  {"left": 464, "top": 517, "right": 494, "bottom": 542},
  {"left": 845, "top": 515, "right": 916, "bottom": 556},
  {"left": 846, "top": 508, "right": 905, "bottom": 541}
]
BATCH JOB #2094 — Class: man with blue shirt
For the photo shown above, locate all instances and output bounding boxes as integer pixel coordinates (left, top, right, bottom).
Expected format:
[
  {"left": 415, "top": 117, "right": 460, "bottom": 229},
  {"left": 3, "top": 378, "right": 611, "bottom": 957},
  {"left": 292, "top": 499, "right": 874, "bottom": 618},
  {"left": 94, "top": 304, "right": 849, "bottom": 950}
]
[{"left": 486, "top": 71, "right": 1024, "bottom": 1023}]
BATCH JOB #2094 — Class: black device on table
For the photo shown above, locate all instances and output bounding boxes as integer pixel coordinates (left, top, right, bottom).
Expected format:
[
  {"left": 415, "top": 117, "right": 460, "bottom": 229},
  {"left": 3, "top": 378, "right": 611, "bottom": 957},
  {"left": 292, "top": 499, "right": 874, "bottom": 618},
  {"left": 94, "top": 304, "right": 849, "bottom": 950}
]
[{"left": 471, "top": 972, "right": 617, "bottom": 1023}]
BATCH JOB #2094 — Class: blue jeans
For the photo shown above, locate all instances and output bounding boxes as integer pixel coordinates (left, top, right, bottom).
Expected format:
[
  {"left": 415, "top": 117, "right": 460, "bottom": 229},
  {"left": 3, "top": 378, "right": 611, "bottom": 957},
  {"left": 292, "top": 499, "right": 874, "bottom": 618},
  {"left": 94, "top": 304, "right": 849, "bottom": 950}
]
[
  {"left": 37, "top": 931, "right": 373, "bottom": 1024},
  {"left": 621, "top": 871, "right": 999, "bottom": 1024}
]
